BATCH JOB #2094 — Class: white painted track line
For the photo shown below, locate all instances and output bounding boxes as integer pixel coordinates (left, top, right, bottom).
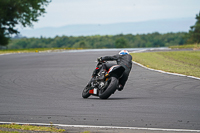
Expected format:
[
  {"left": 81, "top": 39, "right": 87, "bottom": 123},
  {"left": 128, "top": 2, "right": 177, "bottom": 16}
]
[
  {"left": 130, "top": 49, "right": 200, "bottom": 80},
  {"left": 0, "top": 122, "right": 200, "bottom": 132},
  {"left": 132, "top": 60, "right": 200, "bottom": 80}
]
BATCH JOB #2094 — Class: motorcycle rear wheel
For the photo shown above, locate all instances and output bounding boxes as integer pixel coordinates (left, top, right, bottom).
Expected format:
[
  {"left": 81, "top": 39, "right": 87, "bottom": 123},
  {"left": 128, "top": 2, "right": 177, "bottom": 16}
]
[{"left": 99, "top": 77, "right": 118, "bottom": 99}]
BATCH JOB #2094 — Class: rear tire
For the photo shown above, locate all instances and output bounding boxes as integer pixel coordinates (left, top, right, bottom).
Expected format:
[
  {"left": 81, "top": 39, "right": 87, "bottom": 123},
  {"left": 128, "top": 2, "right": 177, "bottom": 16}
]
[
  {"left": 82, "top": 85, "right": 91, "bottom": 98},
  {"left": 99, "top": 77, "right": 118, "bottom": 99}
]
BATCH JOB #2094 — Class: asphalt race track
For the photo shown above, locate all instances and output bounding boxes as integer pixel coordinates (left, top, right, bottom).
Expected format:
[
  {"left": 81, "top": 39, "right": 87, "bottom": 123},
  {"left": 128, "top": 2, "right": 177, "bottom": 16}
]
[{"left": 0, "top": 50, "right": 200, "bottom": 130}]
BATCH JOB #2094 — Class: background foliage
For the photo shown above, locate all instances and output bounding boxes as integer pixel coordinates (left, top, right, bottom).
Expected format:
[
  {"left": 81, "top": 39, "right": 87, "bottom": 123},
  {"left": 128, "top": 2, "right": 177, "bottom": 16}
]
[
  {"left": 0, "top": 0, "right": 51, "bottom": 46},
  {"left": 7, "top": 32, "right": 187, "bottom": 49},
  {"left": 186, "top": 11, "right": 200, "bottom": 44},
  {"left": 0, "top": 1, "right": 199, "bottom": 49}
]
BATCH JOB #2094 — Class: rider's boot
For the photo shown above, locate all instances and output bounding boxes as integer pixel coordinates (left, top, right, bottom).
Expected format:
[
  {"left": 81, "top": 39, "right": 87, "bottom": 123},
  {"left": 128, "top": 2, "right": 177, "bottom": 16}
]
[{"left": 117, "top": 84, "right": 123, "bottom": 91}]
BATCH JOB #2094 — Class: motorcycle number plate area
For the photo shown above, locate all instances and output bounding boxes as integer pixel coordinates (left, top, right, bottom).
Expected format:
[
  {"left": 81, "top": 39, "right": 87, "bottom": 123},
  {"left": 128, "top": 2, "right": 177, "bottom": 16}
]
[{"left": 89, "top": 88, "right": 98, "bottom": 94}]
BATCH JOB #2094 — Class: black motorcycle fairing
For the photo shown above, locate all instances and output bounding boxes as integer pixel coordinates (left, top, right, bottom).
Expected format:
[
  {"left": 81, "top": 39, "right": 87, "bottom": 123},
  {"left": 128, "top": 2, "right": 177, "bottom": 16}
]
[{"left": 108, "top": 65, "right": 125, "bottom": 79}]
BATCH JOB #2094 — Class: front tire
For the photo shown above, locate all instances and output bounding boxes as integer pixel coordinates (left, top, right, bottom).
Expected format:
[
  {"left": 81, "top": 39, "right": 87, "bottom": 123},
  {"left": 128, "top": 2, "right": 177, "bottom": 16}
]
[
  {"left": 82, "top": 85, "right": 91, "bottom": 98},
  {"left": 99, "top": 77, "right": 118, "bottom": 99}
]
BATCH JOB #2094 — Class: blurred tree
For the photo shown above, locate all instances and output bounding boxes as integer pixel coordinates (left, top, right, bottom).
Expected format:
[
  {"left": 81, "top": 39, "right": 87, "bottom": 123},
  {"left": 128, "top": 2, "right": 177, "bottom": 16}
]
[
  {"left": 0, "top": 0, "right": 51, "bottom": 46},
  {"left": 7, "top": 32, "right": 187, "bottom": 49},
  {"left": 79, "top": 41, "right": 86, "bottom": 48},
  {"left": 187, "top": 11, "right": 200, "bottom": 43},
  {"left": 115, "top": 37, "right": 128, "bottom": 48}
]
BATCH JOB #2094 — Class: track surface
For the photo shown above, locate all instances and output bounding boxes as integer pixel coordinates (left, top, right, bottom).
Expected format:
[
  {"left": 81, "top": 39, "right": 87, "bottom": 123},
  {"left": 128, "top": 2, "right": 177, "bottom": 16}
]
[{"left": 0, "top": 51, "right": 200, "bottom": 130}]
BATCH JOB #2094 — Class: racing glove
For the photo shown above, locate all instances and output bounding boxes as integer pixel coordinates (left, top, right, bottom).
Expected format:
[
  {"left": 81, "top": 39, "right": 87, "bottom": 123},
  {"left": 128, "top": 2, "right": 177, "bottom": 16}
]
[{"left": 97, "top": 57, "right": 103, "bottom": 62}]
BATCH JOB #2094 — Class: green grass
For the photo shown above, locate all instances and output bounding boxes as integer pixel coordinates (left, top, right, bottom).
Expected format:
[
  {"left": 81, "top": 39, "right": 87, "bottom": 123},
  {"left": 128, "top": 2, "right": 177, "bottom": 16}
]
[
  {"left": 169, "top": 44, "right": 200, "bottom": 49},
  {"left": 0, "top": 123, "right": 65, "bottom": 133},
  {"left": 0, "top": 131, "right": 19, "bottom": 133},
  {"left": 0, "top": 47, "right": 83, "bottom": 54},
  {"left": 130, "top": 51, "right": 200, "bottom": 78}
]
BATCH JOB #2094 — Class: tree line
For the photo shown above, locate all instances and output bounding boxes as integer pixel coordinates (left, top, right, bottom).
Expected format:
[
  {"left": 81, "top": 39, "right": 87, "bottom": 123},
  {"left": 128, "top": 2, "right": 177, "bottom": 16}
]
[
  {"left": 0, "top": 0, "right": 199, "bottom": 48},
  {"left": 7, "top": 32, "right": 187, "bottom": 49}
]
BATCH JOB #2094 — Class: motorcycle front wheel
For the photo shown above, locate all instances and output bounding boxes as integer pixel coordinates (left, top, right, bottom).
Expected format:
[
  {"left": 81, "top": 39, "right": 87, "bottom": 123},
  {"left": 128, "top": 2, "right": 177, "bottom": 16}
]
[
  {"left": 82, "top": 85, "right": 91, "bottom": 98},
  {"left": 99, "top": 77, "right": 118, "bottom": 99}
]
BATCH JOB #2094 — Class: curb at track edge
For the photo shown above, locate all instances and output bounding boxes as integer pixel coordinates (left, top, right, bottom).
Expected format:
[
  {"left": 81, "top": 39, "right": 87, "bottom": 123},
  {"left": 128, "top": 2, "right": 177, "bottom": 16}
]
[
  {"left": 130, "top": 49, "right": 200, "bottom": 80},
  {"left": 132, "top": 60, "right": 200, "bottom": 80},
  {"left": 0, "top": 122, "right": 200, "bottom": 132}
]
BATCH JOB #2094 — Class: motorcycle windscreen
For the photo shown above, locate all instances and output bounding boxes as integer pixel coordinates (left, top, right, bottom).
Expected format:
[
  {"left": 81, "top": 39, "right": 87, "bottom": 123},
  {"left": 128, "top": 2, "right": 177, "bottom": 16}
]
[{"left": 108, "top": 65, "right": 125, "bottom": 78}]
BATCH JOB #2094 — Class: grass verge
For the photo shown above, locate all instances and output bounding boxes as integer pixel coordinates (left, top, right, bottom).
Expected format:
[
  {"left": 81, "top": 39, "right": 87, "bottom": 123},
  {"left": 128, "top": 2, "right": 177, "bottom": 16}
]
[
  {"left": 130, "top": 51, "right": 200, "bottom": 78},
  {"left": 0, "top": 48, "right": 83, "bottom": 55},
  {"left": 0, "top": 123, "right": 65, "bottom": 133},
  {"left": 169, "top": 44, "right": 200, "bottom": 50}
]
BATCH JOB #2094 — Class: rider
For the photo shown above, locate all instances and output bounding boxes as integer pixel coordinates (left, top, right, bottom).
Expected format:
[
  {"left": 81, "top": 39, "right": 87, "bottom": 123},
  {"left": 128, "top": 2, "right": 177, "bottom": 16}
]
[{"left": 98, "top": 50, "right": 132, "bottom": 91}]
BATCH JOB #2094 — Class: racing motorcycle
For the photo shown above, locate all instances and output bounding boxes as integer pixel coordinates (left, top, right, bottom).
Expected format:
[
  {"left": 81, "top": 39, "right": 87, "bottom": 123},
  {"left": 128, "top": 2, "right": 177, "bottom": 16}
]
[{"left": 82, "top": 60, "right": 125, "bottom": 99}]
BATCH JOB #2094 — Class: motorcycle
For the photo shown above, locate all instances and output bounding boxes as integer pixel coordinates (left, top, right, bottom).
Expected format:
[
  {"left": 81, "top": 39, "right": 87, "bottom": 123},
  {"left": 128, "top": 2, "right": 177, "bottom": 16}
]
[{"left": 82, "top": 60, "right": 125, "bottom": 99}]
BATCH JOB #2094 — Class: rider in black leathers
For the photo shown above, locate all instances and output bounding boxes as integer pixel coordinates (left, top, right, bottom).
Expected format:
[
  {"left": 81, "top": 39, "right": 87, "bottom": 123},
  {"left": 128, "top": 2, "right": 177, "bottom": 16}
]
[{"left": 98, "top": 50, "right": 132, "bottom": 91}]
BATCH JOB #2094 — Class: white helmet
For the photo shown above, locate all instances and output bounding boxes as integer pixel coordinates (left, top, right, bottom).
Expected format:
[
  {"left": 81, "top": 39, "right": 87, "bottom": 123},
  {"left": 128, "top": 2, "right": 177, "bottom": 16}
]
[{"left": 119, "top": 50, "right": 129, "bottom": 55}]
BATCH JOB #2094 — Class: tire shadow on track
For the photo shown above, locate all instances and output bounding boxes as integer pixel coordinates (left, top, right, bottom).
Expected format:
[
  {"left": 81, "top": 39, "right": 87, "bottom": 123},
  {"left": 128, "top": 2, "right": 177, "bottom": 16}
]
[{"left": 80, "top": 97, "right": 149, "bottom": 100}]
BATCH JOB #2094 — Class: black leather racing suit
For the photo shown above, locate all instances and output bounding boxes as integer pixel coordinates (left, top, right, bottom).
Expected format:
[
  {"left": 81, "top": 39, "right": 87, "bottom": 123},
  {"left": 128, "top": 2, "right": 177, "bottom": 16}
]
[{"left": 101, "top": 54, "right": 132, "bottom": 89}]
